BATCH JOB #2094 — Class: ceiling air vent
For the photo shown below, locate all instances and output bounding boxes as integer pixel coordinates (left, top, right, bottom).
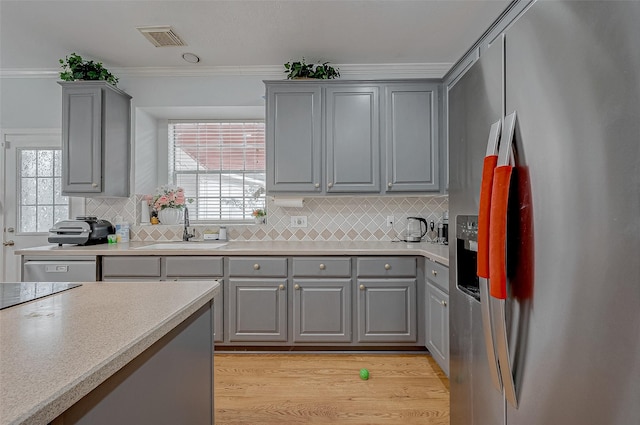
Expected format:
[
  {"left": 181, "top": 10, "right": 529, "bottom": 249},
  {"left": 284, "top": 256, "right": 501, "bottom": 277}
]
[{"left": 137, "top": 26, "right": 185, "bottom": 47}]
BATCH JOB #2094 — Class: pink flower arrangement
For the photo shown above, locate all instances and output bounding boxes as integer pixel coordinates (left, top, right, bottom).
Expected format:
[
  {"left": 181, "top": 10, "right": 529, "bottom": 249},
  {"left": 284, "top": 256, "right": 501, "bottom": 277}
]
[{"left": 146, "top": 185, "right": 191, "bottom": 211}]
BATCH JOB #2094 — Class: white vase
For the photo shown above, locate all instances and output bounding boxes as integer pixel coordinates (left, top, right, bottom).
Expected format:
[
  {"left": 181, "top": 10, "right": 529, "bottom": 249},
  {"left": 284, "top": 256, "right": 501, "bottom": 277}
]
[{"left": 158, "top": 208, "right": 183, "bottom": 225}]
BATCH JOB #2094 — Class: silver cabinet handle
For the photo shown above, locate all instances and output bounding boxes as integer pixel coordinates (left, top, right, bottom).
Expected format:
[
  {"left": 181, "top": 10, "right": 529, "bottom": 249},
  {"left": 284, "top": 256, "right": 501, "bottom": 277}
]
[
  {"left": 327, "top": 182, "right": 333, "bottom": 188},
  {"left": 314, "top": 183, "right": 320, "bottom": 188},
  {"left": 253, "top": 263, "right": 260, "bottom": 270},
  {"left": 359, "top": 284, "right": 365, "bottom": 290},
  {"left": 388, "top": 182, "right": 392, "bottom": 187},
  {"left": 279, "top": 284, "right": 285, "bottom": 290},
  {"left": 384, "top": 264, "right": 391, "bottom": 270},
  {"left": 92, "top": 183, "right": 98, "bottom": 188},
  {"left": 441, "top": 300, "right": 447, "bottom": 307},
  {"left": 294, "top": 284, "right": 300, "bottom": 290},
  {"left": 3, "top": 240, "right": 15, "bottom": 247},
  {"left": 432, "top": 270, "right": 438, "bottom": 276},
  {"left": 319, "top": 263, "right": 326, "bottom": 270}
]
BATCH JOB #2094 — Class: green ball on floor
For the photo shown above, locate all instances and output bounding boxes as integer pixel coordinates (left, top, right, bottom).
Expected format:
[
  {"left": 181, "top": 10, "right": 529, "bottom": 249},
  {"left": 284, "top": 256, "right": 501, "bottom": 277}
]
[{"left": 359, "top": 368, "right": 370, "bottom": 380}]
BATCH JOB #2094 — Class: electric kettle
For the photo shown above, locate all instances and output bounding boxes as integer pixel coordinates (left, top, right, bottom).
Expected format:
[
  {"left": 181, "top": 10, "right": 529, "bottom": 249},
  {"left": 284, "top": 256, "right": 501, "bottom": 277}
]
[{"left": 405, "top": 217, "right": 428, "bottom": 242}]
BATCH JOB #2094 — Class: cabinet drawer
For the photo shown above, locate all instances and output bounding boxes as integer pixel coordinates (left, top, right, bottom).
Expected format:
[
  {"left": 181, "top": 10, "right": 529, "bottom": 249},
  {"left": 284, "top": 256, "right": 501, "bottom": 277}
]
[
  {"left": 102, "top": 256, "right": 161, "bottom": 278},
  {"left": 292, "top": 257, "right": 351, "bottom": 277},
  {"left": 165, "top": 256, "right": 223, "bottom": 278},
  {"left": 356, "top": 257, "right": 417, "bottom": 277},
  {"left": 228, "top": 257, "right": 287, "bottom": 277},
  {"left": 426, "top": 259, "right": 449, "bottom": 293}
]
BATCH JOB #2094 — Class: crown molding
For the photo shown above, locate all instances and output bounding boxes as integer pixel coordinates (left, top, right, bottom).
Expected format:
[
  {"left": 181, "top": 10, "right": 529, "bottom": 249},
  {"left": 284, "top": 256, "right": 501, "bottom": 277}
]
[{"left": 0, "top": 63, "right": 452, "bottom": 80}]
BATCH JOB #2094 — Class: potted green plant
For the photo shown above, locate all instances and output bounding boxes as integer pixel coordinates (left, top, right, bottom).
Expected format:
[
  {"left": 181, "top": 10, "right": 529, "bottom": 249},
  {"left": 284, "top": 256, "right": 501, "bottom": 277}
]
[
  {"left": 311, "top": 62, "right": 340, "bottom": 79},
  {"left": 284, "top": 59, "right": 340, "bottom": 80},
  {"left": 59, "top": 53, "right": 119, "bottom": 86},
  {"left": 252, "top": 208, "right": 267, "bottom": 224}
]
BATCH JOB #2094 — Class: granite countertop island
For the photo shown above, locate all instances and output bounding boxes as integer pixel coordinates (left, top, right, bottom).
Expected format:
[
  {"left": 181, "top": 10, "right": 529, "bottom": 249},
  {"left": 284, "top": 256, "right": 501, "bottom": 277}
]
[
  {"left": 17, "top": 240, "right": 449, "bottom": 266},
  {"left": 0, "top": 281, "right": 220, "bottom": 425}
]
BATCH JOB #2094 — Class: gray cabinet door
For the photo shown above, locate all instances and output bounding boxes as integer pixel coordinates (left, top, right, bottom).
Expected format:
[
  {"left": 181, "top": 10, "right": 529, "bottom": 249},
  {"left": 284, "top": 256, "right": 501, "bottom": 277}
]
[
  {"left": 228, "top": 278, "right": 288, "bottom": 342},
  {"left": 325, "top": 85, "right": 380, "bottom": 193},
  {"left": 292, "top": 278, "right": 352, "bottom": 343},
  {"left": 384, "top": 83, "right": 439, "bottom": 192},
  {"left": 356, "top": 278, "right": 417, "bottom": 342},
  {"left": 266, "top": 84, "right": 322, "bottom": 193},
  {"left": 426, "top": 282, "right": 449, "bottom": 376},
  {"left": 60, "top": 81, "right": 131, "bottom": 197},
  {"left": 165, "top": 256, "right": 223, "bottom": 278},
  {"left": 101, "top": 256, "right": 161, "bottom": 280},
  {"left": 61, "top": 85, "right": 102, "bottom": 194}
]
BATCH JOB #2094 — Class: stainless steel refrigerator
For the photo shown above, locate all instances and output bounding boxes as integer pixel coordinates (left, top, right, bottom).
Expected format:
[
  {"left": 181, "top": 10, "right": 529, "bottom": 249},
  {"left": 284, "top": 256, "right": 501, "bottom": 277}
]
[{"left": 448, "top": 1, "right": 640, "bottom": 424}]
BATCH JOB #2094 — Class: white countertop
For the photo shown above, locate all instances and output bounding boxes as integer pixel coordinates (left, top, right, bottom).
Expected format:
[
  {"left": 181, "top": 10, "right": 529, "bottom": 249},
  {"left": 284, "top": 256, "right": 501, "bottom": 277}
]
[
  {"left": 0, "top": 281, "right": 220, "bottom": 425},
  {"left": 17, "top": 240, "right": 449, "bottom": 266}
]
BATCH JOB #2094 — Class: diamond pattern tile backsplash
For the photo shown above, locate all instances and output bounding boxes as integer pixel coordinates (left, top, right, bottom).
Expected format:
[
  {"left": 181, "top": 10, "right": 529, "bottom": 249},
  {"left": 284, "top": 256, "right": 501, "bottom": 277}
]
[{"left": 86, "top": 195, "right": 448, "bottom": 242}]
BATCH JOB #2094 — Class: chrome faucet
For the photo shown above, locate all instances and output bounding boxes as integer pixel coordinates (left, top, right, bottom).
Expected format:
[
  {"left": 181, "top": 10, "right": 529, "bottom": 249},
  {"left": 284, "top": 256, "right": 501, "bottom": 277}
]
[{"left": 183, "top": 207, "right": 195, "bottom": 241}]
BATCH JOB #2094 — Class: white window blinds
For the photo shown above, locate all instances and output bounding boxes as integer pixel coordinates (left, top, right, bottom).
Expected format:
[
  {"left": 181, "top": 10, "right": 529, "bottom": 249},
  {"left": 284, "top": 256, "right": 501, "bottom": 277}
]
[{"left": 168, "top": 121, "right": 266, "bottom": 222}]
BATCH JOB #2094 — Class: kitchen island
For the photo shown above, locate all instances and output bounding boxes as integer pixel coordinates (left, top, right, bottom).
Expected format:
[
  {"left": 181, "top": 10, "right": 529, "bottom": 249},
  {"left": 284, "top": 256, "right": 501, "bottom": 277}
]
[{"left": 0, "top": 280, "right": 220, "bottom": 425}]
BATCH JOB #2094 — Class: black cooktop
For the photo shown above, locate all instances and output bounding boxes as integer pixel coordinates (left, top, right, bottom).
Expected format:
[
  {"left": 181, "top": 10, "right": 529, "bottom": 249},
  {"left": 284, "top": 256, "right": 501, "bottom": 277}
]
[{"left": 0, "top": 282, "right": 82, "bottom": 310}]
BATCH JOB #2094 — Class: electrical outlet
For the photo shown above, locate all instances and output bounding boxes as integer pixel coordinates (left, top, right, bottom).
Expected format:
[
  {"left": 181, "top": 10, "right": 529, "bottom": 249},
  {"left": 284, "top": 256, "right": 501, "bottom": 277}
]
[
  {"left": 387, "top": 215, "right": 394, "bottom": 227},
  {"left": 291, "top": 216, "right": 308, "bottom": 228}
]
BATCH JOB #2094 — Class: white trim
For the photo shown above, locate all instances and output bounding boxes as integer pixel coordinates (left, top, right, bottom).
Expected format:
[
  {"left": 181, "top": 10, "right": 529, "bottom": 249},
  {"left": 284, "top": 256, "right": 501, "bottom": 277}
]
[{"left": 0, "top": 63, "right": 453, "bottom": 80}]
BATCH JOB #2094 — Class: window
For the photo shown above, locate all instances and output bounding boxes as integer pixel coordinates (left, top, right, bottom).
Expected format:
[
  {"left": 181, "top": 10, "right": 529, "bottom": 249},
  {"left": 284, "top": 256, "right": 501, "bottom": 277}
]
[
  {"left": 18, "top": 149, "right": 69, "bottom": 233},
  {"left": 168, "top": 121, "right": 266, "bottom": 222}
]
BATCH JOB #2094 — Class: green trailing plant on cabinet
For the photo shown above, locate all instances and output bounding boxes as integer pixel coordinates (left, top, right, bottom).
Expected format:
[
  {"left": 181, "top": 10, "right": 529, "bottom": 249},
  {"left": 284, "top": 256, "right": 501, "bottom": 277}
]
[
  {"left": 59, "top": 53, "right": 119, "bottom": 86},
  {"left": 284, "top": 59, "right": 340, "bottom": 79}
]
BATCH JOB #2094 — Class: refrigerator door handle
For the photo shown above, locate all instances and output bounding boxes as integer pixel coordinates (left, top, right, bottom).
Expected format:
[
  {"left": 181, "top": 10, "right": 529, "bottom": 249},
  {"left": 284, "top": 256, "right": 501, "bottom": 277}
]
[
  {"left": 489, "top": 111, "right": 518, "bottom": 408},
  {"left": 479, "top": 277, "right": 502, "bottom": 390},
  {"left": 477, "top": 120, "right": 502, "bottom": 391}
]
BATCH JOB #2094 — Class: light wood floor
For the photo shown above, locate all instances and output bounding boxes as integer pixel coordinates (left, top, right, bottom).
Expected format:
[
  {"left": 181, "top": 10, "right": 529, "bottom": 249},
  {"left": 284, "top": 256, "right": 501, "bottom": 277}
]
[{"left": 214, "top": 353, "right": 450, "bottom": 425}]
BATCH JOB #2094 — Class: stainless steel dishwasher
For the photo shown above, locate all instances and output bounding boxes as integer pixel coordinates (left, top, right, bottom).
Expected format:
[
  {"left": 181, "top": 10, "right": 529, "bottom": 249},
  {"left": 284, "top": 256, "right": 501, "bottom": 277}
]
[{"left": 22, "top": 256, "right": 98, "bottom": 282}]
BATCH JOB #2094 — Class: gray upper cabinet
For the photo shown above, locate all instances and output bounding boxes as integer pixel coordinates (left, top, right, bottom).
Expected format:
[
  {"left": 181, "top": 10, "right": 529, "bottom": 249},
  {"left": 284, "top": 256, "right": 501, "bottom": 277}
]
[
  {"left": 384, "top": 83, "right": 439, "bottom": 192},
  {"left": 264, "top": 79, "right": 441, "bottom": 195},
  {"left": 59, "top": 81, "right": 131, "bottom": 197},
  {"left": 325, "top": 85, "right": 380, "bottom": 193},
  {"left": 266, "top": 84, "right": 322, "bottom": 193}
]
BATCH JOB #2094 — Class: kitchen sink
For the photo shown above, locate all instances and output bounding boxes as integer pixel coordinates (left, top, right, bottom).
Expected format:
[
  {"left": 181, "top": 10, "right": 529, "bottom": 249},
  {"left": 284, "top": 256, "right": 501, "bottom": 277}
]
[{"left": 135, "top": 242, "right": 228, "bottom": 250}]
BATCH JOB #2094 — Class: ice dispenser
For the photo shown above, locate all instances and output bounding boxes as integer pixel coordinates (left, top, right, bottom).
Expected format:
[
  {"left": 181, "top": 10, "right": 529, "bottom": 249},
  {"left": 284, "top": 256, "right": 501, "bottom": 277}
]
[{"left": 456, "top": 215, "right": 480, "bottom": 300}]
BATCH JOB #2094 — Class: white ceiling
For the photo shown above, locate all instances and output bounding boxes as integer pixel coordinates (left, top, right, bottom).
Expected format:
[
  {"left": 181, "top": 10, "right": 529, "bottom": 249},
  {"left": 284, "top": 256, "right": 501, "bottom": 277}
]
[{"left": 0, "top": 0, "right": 510, "bottom": 75}]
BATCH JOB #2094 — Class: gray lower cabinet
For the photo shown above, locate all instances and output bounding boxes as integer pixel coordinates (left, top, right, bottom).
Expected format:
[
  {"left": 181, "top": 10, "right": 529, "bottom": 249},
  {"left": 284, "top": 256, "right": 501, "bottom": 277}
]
[
  {"left": 102, "top": 256, "right": 161, "bottom": 280},
  {"left": 59, "top": 81, "right": 131, "bottom": 197},
  {"left": 228, "top": 278, "right": 288, "bottom": 342},
  {"left": 292, "top": 279, "right": 352, "bottom": 343},
  {"left": 425, "top": 259, "right": 449, "bottom": 375},
  {"left": 356, "top": 257, "right": 418, "bottom": 343},
  {"left": 291, "top": 256, "right": 352, "bottom": 343},
  {"left": 101, "top": 255, "right": 425, "bottom": 348},
  {"left": 357, "top": 278, "right": 418, "bottom": 343},
  {"left": 101, "top": 256, "right": 224, "bottom": 343},
  {"left": 227, "top": 257, "right": 288, "bottom": 342}
]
